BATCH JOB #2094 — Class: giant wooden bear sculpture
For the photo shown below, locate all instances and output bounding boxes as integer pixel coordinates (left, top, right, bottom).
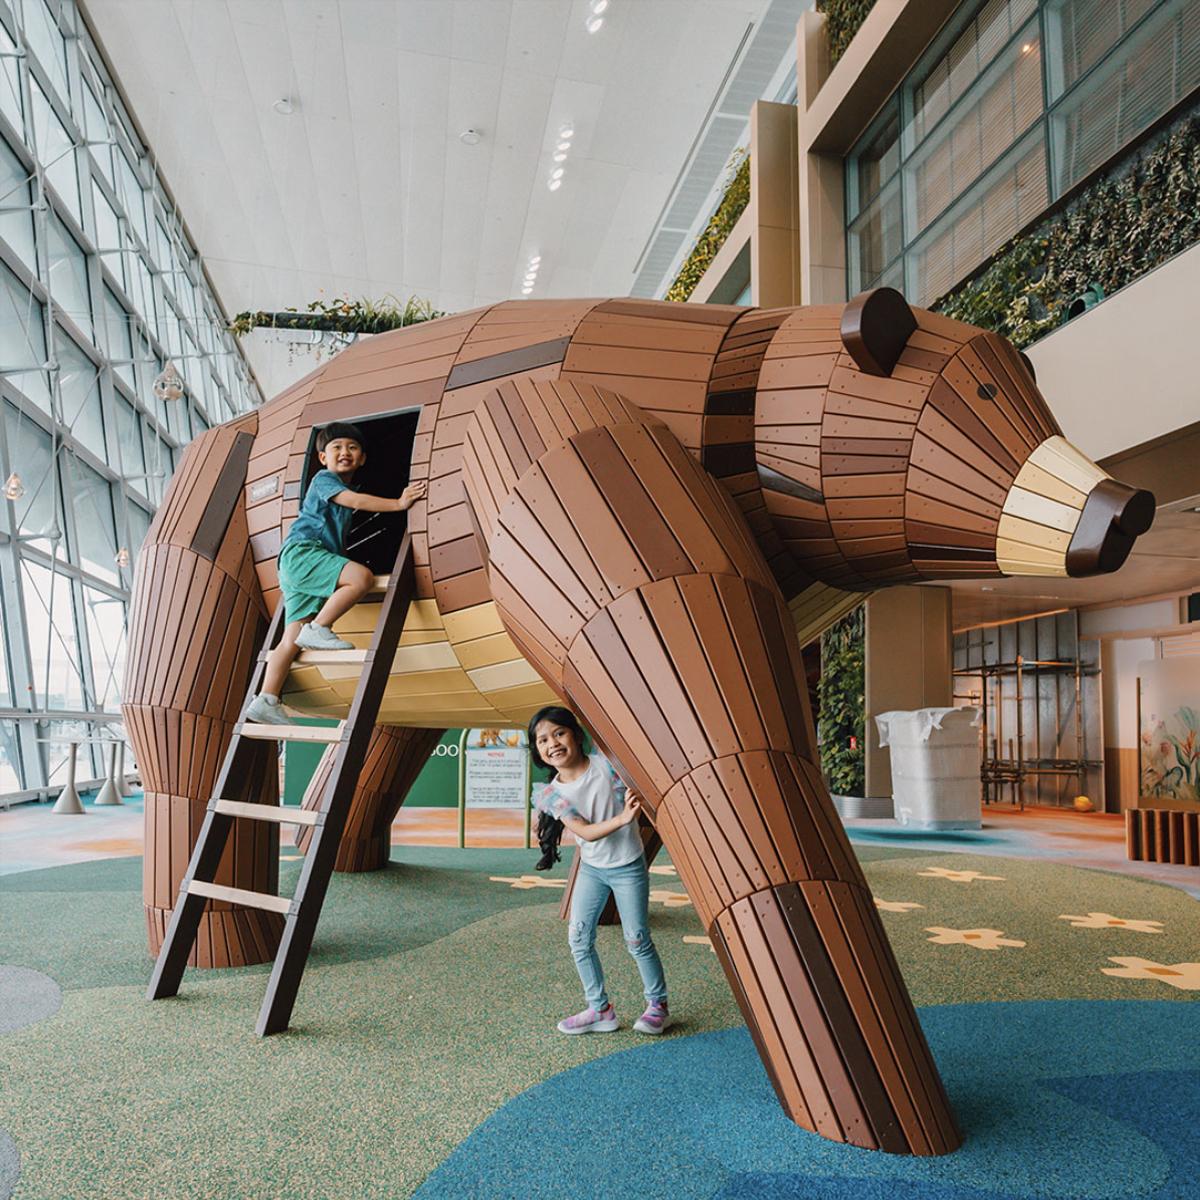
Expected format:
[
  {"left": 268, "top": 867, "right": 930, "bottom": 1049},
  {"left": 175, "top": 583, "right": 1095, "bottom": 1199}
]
[{"left": 125, "top": 290, "right": 1153, "bottom": 1155}]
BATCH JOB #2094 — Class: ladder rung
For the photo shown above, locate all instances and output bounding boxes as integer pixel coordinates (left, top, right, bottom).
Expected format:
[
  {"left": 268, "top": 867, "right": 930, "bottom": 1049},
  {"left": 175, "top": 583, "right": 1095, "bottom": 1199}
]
[
  {"left": 186, "top": 880, "right": 293, "bottom": 915},
  {"left": 370, "top": 575, "right": 389, "bottom": 593},
  {"left": 241, "top": 722, "right": 345, "bottom": 743},
  {"left": 213, "top": 799, "right": 321, "bottom": 827},
  {"left": 294, "top": 649, "right": 369, "bottom": 665}
]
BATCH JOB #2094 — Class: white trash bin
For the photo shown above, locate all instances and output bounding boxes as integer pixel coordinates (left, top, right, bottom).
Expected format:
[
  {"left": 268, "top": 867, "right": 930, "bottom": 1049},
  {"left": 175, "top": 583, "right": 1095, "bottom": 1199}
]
[{"left": 874, "top": 708, "right": 981, "bottom": 831}]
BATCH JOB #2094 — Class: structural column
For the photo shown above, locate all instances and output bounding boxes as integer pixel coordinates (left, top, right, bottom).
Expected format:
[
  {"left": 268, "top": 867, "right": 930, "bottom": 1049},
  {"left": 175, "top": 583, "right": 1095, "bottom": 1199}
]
[{"left": 864, "top": 586, "right": 953, "bottom": 803}]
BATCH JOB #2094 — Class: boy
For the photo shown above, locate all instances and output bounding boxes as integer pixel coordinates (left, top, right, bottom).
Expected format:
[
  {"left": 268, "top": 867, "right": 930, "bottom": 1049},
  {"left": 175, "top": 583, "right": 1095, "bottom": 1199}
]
[{"left": 244, "top": 422, "right": 426, "bottom": 725}]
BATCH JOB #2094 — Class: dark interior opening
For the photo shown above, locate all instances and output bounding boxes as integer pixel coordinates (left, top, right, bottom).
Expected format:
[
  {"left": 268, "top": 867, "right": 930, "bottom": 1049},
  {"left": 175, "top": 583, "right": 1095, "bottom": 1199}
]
[{"left": 301, "top": 407, "right": 421, "bottom": 576}]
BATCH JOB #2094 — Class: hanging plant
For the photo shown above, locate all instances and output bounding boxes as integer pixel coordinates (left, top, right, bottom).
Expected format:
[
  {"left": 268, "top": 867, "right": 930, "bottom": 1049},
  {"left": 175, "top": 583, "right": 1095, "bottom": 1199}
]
[
  {"left": 818, "top": 605, "right": 865, "bottom": 795},
  {"left": 816, "top": 0, "right": 879, "bottom": 68},
  {"left": 229, "top": 294, "right": 443, "bottom": 339},
  {"left": 665, "top": 152, "right": 751, "bottom": 303},
  {"left": 936, "top": 108, "right": 1200, "bottom": 347}
]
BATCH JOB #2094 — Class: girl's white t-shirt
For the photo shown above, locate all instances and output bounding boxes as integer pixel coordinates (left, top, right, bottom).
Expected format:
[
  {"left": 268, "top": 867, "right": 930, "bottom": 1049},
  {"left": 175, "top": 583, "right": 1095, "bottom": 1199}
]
[{"left": 538, "top": 753, "right": 643, "bottom": 869}]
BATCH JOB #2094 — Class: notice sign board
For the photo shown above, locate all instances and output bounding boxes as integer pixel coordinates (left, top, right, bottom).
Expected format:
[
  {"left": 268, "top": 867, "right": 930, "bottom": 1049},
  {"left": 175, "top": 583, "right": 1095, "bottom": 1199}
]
[{"left": 463, "top": 729, "right": 529, "bottom": 808}]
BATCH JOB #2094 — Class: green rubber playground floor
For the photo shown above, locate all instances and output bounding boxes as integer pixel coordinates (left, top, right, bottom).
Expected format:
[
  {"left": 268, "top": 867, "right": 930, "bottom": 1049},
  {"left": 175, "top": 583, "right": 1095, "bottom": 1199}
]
[{"left": 1, "top": 841, "right": 1197, "bottom": 1199}]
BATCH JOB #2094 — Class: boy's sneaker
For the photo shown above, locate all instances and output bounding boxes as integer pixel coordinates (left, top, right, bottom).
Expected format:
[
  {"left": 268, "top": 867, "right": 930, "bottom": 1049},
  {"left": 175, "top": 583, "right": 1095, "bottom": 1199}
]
[
  {"left": 243, "top": 694, "right": 293, "bottom": 726},
  {"left": 296, "top": 622, "right": 354, "bottom": 651},
  {"left": 633, "top": 1000, "right": 669, "bottom": 1035},
  {"left": 557, "top": 1003, "right": 619, "bottom": 1035}
]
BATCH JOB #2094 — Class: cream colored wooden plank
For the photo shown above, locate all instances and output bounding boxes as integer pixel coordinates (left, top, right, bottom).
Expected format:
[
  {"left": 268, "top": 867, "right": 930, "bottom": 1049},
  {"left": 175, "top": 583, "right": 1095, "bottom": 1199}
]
[
  {"left": 186, "top": 879, "right": 292, "bottom": 914},
  {"left": 484, "top": 680, "right": 557, "bottom": 710},
  {"left": 1011, "top": 459, "right": 1087, "bottom": 509},
  {"left": 378, "top": 693, "right": 505, "bottom": 716},
  {"left": 788, "top": 584, "right": 864, "bottom": 650},
  {"left": 241, "top": 722, "right": 344, "bottom": 743},
  {"left": 397, "top": 629, "right": 450, "bottom": 646},
  {"left": 997, "top": 512, "right": 1072, "bottom": 552},
  {"left": 452, "top": 630, "right": 524, "bottom": 670},
  {"left": 281, "top": 685, "right": 342, "bottom": 709},
  {"left": 442, "top": 600, "right": 505, "bottom": 642},
  {"left": 390, "top": 642, "right": 461, "bottom": 672},
  {"left": 1028, "top": 436, "right": 1107, "bottom": 495},
  {"left": 1002, "top": 487, "right": 1080, "bottom": 534},
  {"left": 403, "top": 599, "right": 447, "bottom": 632},
  {"left": 338, "top": 667, "right": 476, "bottom": 698},
  {"left": 308, "top": 663, "right": 367, "bottom": 682},
  {"left": 295, "top": 649, "right": 369, "bottom": 666},
  {"left": 214, "top": 799, "right": 320, "bottom": 826},
  {"left": 997, "top": 558, "right": 1069, "bottom": 577},
  {"left": 469, "top": 657, "right": 542, "bottom": 691},
  {"left": 996, "top": 533, "right": 1065, "bottom": 564}
]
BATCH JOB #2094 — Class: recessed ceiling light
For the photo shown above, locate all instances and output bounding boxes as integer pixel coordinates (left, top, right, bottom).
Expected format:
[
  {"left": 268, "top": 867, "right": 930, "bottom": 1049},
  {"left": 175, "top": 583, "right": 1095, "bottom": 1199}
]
[
  {"left": 529, "top": 256, "right": 541, "bottom": 265},
  {"left": 591, "top": 0, "right": 609, "bottom": 12},
  {"left": 553, "top": 152, "right": 567, "bottom": 163},
  {"left": 551, "top": 167, "right": 564, "bottom": 180},
  {"left": 585, "top": 16, "right": 604, "bottom": 32},
  {"left": 272, "top": 97, "right": 295, "bottom": 115},
  {"left": 521, "top": 286, "right": 533, "bottom": 294},
  {"left": 459, "top": 128, "right": 482, "bottom": 145},
  {"left": 557, "top": 141, "right": 571, "bottom": 151},
  {"left": 548, "top": 178, "right": 562, "bottom": 191},
  {"left": 559, "top": 125, "right": 574, "bottom": 139}
]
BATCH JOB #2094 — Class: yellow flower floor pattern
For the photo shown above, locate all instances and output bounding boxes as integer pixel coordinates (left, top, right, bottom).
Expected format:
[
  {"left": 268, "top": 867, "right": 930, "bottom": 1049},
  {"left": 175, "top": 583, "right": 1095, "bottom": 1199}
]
[{"left": 1, "top": 844, "right": 1198, "bottom": 1199}]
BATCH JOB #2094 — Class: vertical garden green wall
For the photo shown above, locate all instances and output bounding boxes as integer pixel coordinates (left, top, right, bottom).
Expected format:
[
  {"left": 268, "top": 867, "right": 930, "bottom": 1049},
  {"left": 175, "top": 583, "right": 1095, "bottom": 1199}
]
[
  {"left": 935, "top": 109, "right": 1200, "bottom": 348},
  {"left": 818, "top": 606, "right": 866, "bottom": 796},
  {"left": 816, "top": 0, "right": 879, "bottom": 67}
]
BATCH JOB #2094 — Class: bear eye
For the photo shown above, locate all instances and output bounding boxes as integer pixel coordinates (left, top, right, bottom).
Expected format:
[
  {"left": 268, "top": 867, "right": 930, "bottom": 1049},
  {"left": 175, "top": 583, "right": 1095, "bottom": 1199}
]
[{"left": 977, "top": 383, "right": 998, "bottom": 400}]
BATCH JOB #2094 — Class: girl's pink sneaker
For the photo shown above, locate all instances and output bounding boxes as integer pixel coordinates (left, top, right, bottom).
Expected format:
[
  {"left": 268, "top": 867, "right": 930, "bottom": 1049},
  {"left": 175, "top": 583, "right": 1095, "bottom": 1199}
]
[
  {"left": 633, "top": 1000, "right": 669, "bottom": 1035},
  {"left": 556, "top": 1003, "right": 619, "bottom": 1034}
]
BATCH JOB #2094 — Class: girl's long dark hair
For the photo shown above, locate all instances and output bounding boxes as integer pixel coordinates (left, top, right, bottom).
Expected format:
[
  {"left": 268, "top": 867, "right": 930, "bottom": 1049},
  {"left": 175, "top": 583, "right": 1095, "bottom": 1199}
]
[
  {"left": 528, "top": 706, "right": 585, "bottom": 872},
  {"left": 527, "top": 705, "right": 586, "bottom": 776}
]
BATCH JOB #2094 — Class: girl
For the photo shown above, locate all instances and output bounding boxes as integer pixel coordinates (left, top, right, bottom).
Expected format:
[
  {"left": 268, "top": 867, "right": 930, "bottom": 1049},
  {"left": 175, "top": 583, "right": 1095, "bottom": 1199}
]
[{"left": 529, "top": 705, "right": 670, "bottom": 1036}]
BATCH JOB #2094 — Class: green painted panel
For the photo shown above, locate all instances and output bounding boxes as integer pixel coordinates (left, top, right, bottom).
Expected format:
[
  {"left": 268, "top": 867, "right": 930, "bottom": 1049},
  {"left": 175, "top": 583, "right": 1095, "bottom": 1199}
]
[
  {"left": 281, "top": 718, "right": 339, "bottom": 806},
  {"left": 282, "top": 725, "right": 464, "bottom": 808},
  {"left": 406, "top": 730, "right": 463, "bottom": 808}
]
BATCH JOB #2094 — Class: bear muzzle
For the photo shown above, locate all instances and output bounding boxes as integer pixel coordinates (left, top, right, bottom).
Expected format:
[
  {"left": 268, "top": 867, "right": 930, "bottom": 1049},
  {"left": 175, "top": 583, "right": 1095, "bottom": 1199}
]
[{"left": 1065, "top": 479, "right": 1156, "bottom": 577}]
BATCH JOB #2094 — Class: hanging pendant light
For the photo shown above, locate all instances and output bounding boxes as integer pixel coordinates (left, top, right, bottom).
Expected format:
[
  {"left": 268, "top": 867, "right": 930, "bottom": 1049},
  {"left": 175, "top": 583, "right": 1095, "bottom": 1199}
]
[
  {"left": 115, "top": 547, "right": 130, "bottom": 568},
  {"left": 3, "top": 471, "right": 24, "bottom": 501},
  {"left": 153, "top": 362, "right": 184, "bottom": 403}
]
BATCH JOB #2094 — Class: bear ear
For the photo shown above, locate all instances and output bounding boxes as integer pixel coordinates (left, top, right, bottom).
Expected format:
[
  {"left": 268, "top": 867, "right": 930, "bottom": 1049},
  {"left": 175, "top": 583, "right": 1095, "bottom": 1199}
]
[{"left": 840, "top": 287, "right": 918, "bottom": 377}]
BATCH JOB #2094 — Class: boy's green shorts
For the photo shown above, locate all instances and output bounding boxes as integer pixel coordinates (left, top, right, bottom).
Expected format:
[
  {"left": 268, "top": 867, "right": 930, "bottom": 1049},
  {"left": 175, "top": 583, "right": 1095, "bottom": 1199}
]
[{"left": 278, "top": 539, "right": 349, "bottom": 624}]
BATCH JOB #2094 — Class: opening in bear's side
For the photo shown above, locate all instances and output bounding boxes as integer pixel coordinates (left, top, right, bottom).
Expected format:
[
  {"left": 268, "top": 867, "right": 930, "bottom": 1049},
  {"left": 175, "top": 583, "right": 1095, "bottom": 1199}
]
[{"left": 301, "top": 407, "right": 421, "bottom": 576}]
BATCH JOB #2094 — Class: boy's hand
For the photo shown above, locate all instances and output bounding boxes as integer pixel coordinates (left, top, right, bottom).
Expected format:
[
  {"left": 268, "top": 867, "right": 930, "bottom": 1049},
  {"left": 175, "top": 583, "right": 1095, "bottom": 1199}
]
[{"left": 395, "top": 480, "right": 428, "bottom": 512}]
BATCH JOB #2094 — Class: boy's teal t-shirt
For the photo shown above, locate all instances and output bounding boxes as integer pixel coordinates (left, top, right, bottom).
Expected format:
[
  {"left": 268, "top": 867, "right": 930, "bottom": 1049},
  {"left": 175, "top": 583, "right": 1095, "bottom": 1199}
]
[{"left": 285, "top": 469, "right": 359, "bottom": 555}]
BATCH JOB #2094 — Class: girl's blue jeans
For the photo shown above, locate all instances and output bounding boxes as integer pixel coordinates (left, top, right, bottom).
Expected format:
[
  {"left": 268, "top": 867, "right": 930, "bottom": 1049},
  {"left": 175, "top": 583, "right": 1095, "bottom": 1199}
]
[{"left": 568, "top": 855, "right": 667, "bottom": 1011}]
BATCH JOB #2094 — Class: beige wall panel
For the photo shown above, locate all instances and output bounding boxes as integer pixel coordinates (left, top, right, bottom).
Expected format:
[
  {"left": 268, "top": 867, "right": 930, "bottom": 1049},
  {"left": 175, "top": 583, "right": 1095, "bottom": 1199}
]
[{"left": 864, "top": 586, "right": 952, "bottom": 799}]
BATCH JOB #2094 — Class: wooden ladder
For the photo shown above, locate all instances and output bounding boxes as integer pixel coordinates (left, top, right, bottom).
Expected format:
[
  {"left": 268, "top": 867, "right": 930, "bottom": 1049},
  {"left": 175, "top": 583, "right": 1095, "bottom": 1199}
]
[{"left": 147, "top": 534, "right": 415, "bottom": 1035}]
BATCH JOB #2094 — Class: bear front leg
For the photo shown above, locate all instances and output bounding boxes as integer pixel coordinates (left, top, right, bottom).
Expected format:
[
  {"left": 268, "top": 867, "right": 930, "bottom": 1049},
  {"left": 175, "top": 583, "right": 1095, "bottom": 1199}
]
[
  {"left": 461, "top": 379, "right": 960, "bottom": 1155},
  {"left": 124, "top": 419, "right": 283, "bottom": 967},
  {"left": 295, "top": 725, "right": 445, "bottom": 870}
]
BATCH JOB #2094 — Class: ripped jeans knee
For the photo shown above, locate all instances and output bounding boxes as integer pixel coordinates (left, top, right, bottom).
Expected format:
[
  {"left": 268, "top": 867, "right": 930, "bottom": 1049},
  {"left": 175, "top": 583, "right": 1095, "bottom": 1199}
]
[
  {"left": 568, "top": 919, "right": 596, "bottom": 957},
  {"left": 624, "top": 927, "right": 655, "bottom": 957}
]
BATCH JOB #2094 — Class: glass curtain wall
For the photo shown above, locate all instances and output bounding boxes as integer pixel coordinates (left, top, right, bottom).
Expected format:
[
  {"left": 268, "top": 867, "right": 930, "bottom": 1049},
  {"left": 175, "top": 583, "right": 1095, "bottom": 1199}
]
[
  {"left": 0, "top": 0, "right": 260, "bottom": 798},
  {"left": 846, "top": 0, "right": 1200, "bottom": 304}
]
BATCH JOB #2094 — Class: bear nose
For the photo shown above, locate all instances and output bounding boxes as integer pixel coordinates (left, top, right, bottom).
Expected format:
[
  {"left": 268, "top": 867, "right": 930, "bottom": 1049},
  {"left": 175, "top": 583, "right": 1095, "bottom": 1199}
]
[{"left": 1065, "top": 480, "right": 1155, "bottom": 576}]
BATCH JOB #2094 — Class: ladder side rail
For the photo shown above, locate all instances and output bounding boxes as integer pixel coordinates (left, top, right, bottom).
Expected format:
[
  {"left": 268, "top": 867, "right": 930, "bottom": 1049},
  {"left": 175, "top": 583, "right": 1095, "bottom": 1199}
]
[
  {"left": 256, "top": 535, "right": 416, "bottom": 1035},
  {"left": 147, "top": 601, "right": 288, "bottom": 1001}
]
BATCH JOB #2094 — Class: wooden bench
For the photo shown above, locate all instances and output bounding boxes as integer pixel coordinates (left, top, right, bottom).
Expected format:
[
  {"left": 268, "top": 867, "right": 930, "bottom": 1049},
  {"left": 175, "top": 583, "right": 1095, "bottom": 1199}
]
[{"left": 1126, "top": 808, "right": 1200, "bottom": 865}]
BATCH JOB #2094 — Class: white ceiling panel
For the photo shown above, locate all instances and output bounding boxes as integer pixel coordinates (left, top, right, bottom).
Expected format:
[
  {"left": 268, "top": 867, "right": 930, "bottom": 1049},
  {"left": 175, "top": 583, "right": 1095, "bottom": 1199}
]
[{"left": 81, "top": 0, "right": 804, "bottom": 396}]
